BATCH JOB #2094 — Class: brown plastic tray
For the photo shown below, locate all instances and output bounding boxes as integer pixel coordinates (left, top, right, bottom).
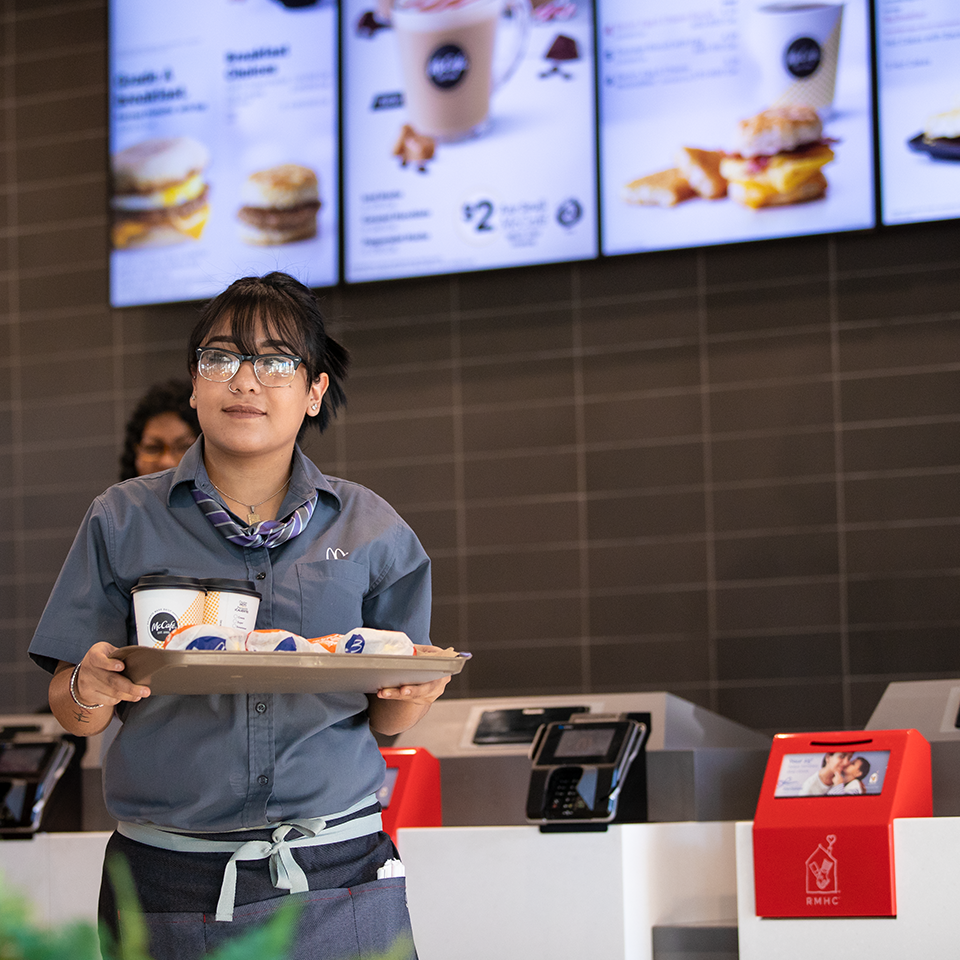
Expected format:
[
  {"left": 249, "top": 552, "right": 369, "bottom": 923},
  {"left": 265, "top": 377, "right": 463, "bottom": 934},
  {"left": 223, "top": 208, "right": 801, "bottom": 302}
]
[{"left": 110, "top": 646, "right": 467, "bottom": 695}]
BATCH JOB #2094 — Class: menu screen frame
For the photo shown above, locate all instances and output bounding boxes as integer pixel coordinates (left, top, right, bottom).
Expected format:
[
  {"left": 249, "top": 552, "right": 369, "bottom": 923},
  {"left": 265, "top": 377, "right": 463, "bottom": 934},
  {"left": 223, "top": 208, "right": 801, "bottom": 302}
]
[{"left": 108, "top": 0, "right": 340, "bottom": 309}]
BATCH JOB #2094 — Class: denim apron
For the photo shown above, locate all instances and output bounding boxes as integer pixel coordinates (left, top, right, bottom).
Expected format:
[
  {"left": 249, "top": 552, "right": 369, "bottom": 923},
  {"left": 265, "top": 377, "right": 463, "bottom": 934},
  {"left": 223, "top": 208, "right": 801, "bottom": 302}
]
[{"left": 98, "top": 799, "right": 417, "bottom": 960}]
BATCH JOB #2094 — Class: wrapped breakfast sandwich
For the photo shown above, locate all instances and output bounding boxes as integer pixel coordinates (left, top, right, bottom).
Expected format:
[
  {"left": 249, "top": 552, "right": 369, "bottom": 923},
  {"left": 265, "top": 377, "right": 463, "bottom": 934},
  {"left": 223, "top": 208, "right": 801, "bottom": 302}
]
[{"left": 162, "top": 624, "right": 419, "bottom": 656}]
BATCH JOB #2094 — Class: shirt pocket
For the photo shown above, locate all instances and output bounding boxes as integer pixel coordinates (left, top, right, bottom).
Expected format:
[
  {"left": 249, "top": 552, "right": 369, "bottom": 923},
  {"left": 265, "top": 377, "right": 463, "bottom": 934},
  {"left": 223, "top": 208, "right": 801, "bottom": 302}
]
[{"left": 296, "top": 560, "right": 369, "bottom": 638}]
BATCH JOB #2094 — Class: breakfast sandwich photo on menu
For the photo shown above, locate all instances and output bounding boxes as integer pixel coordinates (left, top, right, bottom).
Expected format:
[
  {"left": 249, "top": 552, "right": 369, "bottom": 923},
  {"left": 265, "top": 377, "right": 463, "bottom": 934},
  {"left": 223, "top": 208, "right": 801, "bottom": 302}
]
[
  {"left": 110, "top": 136, "right": 211, "bottom": 249},
  {"left": 236, "top": 164, "right": 322, "bottom": 246},
  {"left": 622, "top": 106, "right": 835, "bottom": 211}
]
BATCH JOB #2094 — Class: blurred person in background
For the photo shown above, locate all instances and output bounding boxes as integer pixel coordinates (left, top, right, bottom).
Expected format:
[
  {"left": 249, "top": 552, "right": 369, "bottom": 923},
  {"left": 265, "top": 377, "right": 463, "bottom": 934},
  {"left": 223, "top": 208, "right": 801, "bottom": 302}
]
[{"left": 119, "top": 378, "right": 201, "bottom": 480}]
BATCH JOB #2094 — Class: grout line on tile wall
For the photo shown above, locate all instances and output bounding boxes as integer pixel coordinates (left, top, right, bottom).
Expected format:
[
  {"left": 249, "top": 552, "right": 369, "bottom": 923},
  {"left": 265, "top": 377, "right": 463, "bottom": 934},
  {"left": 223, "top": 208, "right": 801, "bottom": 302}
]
[
  {"left": 5, "top": 0, "right": 28, "bottom": 706},
  {"left": 570, "top": 262, "right": 591, "bottom": 692},
  {"left": 449, "top": 275, "right": 470, "bottom": 693},
  {"left": 696, "top": 250, "right": 719, "bottom": 714}
]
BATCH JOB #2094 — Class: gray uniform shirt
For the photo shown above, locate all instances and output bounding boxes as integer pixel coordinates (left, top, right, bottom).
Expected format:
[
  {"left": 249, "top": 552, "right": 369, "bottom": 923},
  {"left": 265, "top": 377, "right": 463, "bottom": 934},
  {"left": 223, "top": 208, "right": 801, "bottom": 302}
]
[{"left": 29, "top": 441, "right": 432, "bottom": 831}]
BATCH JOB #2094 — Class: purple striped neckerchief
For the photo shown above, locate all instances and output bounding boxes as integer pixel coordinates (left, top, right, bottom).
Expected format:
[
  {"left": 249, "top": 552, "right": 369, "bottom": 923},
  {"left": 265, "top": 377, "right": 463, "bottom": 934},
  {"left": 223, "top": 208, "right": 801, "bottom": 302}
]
[{"left": 191, "top": 484, "right": 317, "bottom": 548}]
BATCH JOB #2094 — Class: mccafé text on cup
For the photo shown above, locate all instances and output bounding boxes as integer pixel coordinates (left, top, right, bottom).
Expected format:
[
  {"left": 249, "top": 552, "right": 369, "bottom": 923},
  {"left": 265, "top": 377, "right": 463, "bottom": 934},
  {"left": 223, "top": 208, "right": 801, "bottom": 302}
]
[{"left": 131, "top": 575, "right": 206, "bottom": 647}]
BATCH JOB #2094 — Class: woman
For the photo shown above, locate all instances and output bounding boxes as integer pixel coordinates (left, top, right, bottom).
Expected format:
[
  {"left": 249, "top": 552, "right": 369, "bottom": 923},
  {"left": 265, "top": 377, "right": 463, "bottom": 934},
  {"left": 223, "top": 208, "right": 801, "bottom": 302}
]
[
  {"left": 29, "top": 272, "right": 448, "bottom": 960},
  {"left": 119, "top": 378, "right": 200, "bottom": 480}
]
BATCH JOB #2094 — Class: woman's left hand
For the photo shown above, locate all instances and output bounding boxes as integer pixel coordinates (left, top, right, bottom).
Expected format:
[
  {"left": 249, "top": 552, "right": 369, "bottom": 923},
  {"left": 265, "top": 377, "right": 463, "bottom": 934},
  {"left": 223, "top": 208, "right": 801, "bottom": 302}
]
[{"left": 375, "top": 644, "right": 453, "bottom": 705}]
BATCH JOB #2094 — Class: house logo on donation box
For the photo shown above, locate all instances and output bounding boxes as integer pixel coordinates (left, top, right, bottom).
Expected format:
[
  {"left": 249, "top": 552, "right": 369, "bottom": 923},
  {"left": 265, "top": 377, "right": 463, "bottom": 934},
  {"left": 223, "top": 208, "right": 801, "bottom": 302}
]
[{"left": 806, "top": 834, "right": 839, "bottom": 906}]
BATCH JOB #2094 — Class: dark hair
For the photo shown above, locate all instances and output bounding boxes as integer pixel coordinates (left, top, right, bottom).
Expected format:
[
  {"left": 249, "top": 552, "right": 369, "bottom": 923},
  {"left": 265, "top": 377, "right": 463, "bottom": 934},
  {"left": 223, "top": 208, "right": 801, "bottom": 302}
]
[
  {"left": 821, "top": 752, "right": 849, "bottom": 767},
  {"left": 187, "top": 272, "right": 348, "bottom": 436},
  {"left": 119, "top": 379, "right": 201, "bottom": 481},
  {"left": 851, "top": 757, "right": 870, "bottom": 781}
]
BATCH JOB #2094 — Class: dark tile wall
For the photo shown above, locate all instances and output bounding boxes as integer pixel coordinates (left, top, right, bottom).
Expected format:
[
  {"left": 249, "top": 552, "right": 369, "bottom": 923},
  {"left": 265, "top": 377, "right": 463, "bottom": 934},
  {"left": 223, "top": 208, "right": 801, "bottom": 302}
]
[{"left": 1, "top": 1, "right": 959, "bottom": 734}]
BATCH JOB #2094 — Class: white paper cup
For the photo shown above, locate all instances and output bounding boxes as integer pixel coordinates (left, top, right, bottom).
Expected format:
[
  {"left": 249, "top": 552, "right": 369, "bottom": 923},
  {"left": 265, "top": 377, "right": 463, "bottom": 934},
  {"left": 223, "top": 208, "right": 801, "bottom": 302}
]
[
  {"left": 200, "top": 578, "right": 261, "bottom": 631},
  {"left": 749, "top": 3, "right": 844, "bottom": 116},
  {"left": 131, "top": 576, "right": 206, "bottom": 647}
]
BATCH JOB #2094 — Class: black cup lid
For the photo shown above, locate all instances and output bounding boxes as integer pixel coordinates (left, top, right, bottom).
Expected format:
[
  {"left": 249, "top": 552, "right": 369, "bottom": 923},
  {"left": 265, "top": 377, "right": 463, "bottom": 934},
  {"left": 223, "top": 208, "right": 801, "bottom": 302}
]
[
  {"left": 132, "top": 575, "right": 205, "bottom": 592},
  {"left": 199, "top": 578, "right": 261, "bottom": 597}
]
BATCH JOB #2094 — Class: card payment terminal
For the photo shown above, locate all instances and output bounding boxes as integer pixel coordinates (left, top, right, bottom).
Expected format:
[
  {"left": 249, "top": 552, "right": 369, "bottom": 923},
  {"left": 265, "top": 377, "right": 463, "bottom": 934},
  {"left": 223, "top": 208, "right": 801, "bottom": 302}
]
[{"left": 526, "top": 714, "right": 648, "bottom": 828}]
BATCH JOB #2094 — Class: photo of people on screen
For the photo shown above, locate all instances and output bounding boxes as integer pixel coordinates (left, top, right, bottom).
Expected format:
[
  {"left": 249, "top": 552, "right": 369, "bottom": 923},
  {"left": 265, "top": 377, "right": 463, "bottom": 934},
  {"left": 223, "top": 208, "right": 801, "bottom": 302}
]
[{"left": 775, "top": 750, "right": 889, "bottom": 798}]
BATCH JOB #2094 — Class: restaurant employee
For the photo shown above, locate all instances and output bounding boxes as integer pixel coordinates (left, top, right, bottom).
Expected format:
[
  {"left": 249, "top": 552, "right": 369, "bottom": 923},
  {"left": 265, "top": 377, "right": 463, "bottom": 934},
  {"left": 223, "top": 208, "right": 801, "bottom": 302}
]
[{"left": 29, "top": 271, "right": 447, "bottom": 960}]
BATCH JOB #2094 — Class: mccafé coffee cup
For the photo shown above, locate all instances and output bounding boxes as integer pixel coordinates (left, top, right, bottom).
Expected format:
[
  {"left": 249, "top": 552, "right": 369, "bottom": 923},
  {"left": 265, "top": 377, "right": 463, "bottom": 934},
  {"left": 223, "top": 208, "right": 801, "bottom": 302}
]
[
  {"left": 132, "top": 575, "right": 262, "bottom": 647},
  {"left": 749, "top": 2, "right": 844, "bottom": 116},
  {"left": 131, "top": 576, "right": 206, "bottom": 647},
  {"left": 392, "top": 0, "right": 530, "bottom": 142},
  {"left": 199, "top": 578, "right": 261, "bottom": 631}
]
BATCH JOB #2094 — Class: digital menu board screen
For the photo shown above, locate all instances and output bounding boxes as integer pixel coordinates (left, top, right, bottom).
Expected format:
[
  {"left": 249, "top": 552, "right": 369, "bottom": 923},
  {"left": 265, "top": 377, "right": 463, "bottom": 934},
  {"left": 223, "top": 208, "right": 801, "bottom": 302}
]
[
  {"left": 109, "top": 0, "right": 339, "bottom": 308},
  {"left": 773, "top": 750, "right": 891, "bottom": 798},
  {"left": 598, "top": 0, "right": 876, "bottom": 256},
  {"left": 876, "top": 0, "right": 960, "bottom": 225},
  {"left": 342, "top": 0, "right": 599, "bottom": 283}
]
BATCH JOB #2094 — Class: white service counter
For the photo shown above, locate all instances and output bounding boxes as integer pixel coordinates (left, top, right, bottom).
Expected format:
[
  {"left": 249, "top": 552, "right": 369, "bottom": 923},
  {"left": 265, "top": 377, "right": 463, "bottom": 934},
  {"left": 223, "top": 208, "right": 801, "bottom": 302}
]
[
  {"left": 13, "top": 818, "right": 960, "bottom": 960},
  {"left": 0, "top": 831, "right": 109, "bottom": 929},
  {"left": 399, "top": 822, "right": 738, "bottom": 960},
  {"left": 737, "top": 817, "right": 960, "bottom": 959}
]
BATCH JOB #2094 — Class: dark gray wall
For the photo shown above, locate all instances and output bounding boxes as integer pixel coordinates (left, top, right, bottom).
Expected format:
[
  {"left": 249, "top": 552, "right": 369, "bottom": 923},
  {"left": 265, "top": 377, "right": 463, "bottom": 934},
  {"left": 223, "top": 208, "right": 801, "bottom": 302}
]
[{"left": 3, "top": 1, "right": 959, "bottom": 734}]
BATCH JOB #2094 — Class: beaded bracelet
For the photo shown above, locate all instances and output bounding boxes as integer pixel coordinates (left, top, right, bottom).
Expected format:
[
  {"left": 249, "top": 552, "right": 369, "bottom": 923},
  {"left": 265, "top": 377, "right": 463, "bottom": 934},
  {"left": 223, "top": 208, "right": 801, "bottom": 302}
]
[{"left": 69, "top": 661, "right": 104, "bottom": 710}]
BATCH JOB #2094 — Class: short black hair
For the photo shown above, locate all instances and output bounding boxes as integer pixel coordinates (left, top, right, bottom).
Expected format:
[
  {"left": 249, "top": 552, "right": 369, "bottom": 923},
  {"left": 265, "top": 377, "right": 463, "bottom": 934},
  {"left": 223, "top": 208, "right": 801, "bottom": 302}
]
[
  {"left": 119, "top": 379, "right": 200, "bottom": 481},
  {"left": 187, "top": 272, "right": 349, "bottom": 436}
]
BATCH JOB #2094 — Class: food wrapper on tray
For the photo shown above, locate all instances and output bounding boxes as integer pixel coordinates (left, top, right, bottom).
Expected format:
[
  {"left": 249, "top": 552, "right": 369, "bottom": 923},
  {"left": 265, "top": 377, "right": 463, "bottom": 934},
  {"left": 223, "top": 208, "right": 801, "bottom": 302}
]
[{"left": 162, "top": 624, "right": 419, "bottom": 656}]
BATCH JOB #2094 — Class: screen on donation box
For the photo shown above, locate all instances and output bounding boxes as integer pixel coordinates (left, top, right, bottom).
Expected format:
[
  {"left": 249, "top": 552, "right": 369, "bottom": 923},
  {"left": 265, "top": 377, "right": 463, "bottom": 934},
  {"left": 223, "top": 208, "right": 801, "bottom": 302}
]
[{"left": 773, "top": 750, "right": 892, "bottom": 798}]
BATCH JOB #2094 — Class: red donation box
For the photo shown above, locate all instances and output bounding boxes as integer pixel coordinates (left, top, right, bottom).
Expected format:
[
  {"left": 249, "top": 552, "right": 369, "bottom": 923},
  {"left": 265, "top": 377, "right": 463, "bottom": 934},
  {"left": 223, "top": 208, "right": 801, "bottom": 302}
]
[
  {"left": 378, "top": 747, "right": 442, "bottom": 845},
  {"left": 752, "top": 729, "right": 931, "bottom": 918}
]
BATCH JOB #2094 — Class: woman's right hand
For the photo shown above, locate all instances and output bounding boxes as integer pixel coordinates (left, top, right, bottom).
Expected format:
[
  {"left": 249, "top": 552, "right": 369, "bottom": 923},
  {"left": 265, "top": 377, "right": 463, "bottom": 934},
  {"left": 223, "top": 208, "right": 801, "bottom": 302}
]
[
  {"left": 51, "top": 643, "right": 151, "bottom": 735},
  {"left": 74, "top": 642, "right": 152, "bottom": 707}
]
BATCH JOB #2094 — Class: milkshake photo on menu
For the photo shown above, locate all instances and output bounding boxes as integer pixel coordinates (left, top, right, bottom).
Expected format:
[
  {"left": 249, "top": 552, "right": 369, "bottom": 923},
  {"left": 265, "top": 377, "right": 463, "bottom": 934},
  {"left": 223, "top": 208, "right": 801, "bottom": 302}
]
[
  {"left": 598, "top": 0, "right": 875, "bottom": 256},
  {"left": 343, "top": 0, "right": 598, "bottom": 282},
  {"left": 393, "top": 0, "right": 521, "bottom": 142}
]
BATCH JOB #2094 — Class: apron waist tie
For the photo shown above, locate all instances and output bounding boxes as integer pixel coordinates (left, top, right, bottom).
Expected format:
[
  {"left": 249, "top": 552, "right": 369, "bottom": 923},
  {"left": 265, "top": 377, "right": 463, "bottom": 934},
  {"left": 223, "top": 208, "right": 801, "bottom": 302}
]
[{"left": 117, "top": 796, "right": 382, "bottom": 922}]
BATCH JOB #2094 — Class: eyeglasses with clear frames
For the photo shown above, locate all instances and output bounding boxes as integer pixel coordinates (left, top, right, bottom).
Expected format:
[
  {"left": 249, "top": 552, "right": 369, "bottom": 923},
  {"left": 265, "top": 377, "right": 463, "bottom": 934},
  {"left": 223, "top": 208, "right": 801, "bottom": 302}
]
[{"left": 195, "top": 347, "right": 303, "bottom": 387}]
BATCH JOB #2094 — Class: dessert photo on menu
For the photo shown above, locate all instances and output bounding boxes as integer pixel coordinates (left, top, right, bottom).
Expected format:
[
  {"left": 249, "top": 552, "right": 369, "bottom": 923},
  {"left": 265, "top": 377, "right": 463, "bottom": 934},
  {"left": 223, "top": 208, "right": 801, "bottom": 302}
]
[
  {"left": 342, "top": 0, "right": 598, "bottom": 283},
  {"left": 599, "top": 0, "right": 875, "bottom": 256},
  {"left": 109, "top": 0, "right": 338, "bottom": 308},
  {"left": 876, "top": 0, "right": 960, "bottom": 225}
]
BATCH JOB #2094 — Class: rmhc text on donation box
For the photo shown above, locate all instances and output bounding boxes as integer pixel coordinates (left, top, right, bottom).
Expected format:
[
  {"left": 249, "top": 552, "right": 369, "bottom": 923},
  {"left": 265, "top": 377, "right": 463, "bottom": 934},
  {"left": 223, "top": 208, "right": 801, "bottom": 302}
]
[{"left": 752, "top": 729, "right": 932, "bottom": 918}]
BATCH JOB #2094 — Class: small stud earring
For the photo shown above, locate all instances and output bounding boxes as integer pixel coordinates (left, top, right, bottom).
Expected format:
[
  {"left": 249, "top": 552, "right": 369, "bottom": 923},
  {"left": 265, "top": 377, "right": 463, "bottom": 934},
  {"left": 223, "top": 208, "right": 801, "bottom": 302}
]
[{"left": 312, "top": 403, "right": 318, "bottom": 411}]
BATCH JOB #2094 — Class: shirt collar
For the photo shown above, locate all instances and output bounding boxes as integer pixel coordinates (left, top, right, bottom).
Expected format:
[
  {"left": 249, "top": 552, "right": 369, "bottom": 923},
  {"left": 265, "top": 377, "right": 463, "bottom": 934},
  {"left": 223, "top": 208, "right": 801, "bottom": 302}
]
[{"left": 169, "top": 438, "right": 342, "bottom": 511}]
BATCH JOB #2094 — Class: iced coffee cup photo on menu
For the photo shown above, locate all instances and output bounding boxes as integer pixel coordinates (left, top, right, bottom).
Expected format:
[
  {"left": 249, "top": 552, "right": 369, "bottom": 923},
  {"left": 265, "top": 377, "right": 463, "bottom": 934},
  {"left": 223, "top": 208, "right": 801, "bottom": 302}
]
[
  {"left": 748, "top": 2, "right": 844, "bottom": 117},
  {"left": 391, "top": 0, "right": 530, "bottom": 142}
]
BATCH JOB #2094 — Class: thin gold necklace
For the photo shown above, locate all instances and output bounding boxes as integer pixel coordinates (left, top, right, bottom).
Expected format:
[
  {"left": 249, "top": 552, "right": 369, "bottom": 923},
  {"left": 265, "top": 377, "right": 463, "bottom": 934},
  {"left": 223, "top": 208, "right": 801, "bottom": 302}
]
[{"left": 210, "top": 476, "right": 291, "bottom": 526}]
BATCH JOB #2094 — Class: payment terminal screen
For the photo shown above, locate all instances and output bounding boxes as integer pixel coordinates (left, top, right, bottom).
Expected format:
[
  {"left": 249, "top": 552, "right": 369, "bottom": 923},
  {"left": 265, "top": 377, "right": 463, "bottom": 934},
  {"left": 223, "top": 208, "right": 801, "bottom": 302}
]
[{"left": 554, "top": 726, "right": 616, "bottom": 760}]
